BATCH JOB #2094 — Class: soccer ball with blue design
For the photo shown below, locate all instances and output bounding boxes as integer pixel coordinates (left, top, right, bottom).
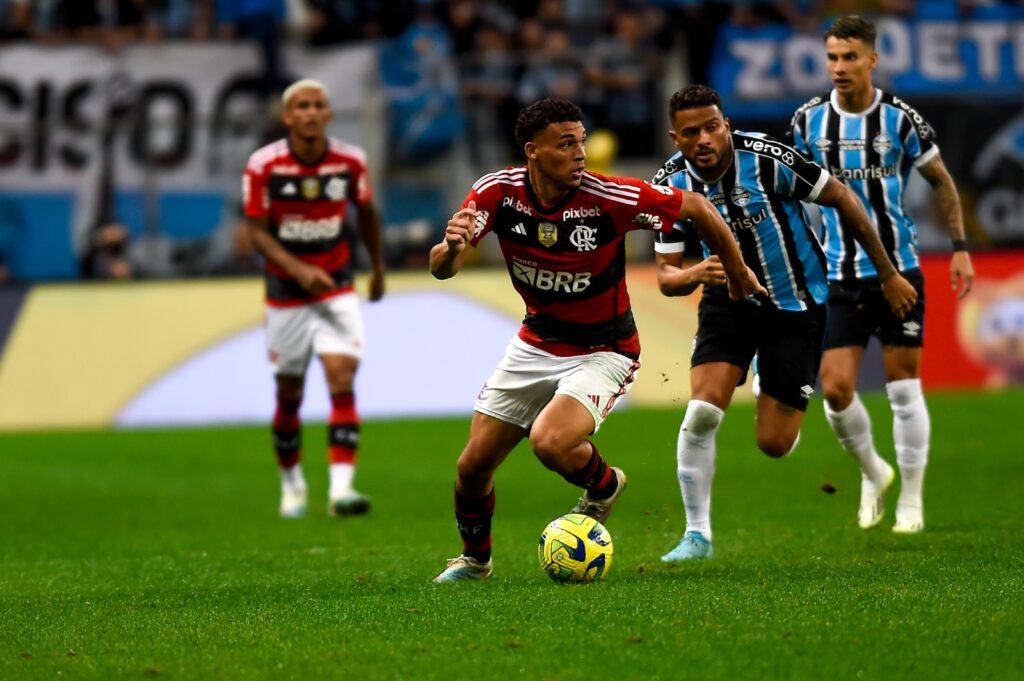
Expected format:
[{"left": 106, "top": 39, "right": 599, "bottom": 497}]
[{"left": 537, "top": 513, "right": 613, "bottom": 583}]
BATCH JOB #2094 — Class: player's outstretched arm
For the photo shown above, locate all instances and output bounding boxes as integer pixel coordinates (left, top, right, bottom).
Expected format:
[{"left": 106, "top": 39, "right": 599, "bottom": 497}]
[
  {"left": 656, "top": 253, "right": 727, "bottom": 297},
  {"left": 815, "top": 177, "right": 917, "bottom": 319},
  {"left": 678, "top": 192, "right": 766, "bottom": 301},
  {"left": 430, "top": 201, "right": 478, "bottom": 280},
  {"left": 917, "top": 154, "right": 974, "bottom": 299},
  {"left": 356, "top": 202, "right": 386, "bottom": 301},
  {"left": 247, "top": 216, "right": 336, "bottom": 295}
]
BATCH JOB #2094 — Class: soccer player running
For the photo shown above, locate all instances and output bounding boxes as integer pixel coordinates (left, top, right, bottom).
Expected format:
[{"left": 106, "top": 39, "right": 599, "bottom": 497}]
[
  {"left": 653, "top": 85, "right": 917, "bottom": 562},
  {"left": 791, "top": 16, "right": 975, "bottom": 533},
  {"left": 429, "top": 98, "right": 765, "bottom": 583},
  {"left": 243, "top": 79, "right": 386, "bottom": 518}
]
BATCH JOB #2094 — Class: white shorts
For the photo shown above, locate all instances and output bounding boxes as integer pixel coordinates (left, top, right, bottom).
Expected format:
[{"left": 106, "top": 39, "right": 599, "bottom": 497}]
[
  {"left": 265, "top": 292, "right": 364, "bottom": 375},
  {"left": 475, "top": 337, "right": 640, "bottom": 434}
]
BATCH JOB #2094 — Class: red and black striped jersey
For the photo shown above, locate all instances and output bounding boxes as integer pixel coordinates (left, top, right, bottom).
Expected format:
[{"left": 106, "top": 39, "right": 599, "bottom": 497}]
[
  {"left": 466, "top": 167, "right": 684, "bottom": 358},
  {"left": 243, "top": 138, "right": 373, "bottom": 307}
]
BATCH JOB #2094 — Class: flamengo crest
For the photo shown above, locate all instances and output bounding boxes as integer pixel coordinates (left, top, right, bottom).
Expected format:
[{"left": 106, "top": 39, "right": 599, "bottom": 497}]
[{"left": 569, "top": 224, "right": 597, "bottom": 251}]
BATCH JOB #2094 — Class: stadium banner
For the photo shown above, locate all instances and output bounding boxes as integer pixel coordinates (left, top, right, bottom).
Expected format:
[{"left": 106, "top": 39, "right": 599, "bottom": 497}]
[
  {"left": 0, "top": 43, "right": 380, "bottom": 280},
  {"left": 0, "top": 267, "right": 702, "bottom": 431},
  {"left": 920, "top": 249, "right": 1024, "bottom": 390},
  {"left": 710, "top": 10, "right": 1024, "bottom": 119}
]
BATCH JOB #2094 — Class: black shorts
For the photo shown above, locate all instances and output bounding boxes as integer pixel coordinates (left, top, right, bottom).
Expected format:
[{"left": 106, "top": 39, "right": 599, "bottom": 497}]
[
  {"left": 824, "top": 269, "right": 925, "bottom": 350},
  {"left": 691, "top": 286, "right": 827, "bottom": 411}
]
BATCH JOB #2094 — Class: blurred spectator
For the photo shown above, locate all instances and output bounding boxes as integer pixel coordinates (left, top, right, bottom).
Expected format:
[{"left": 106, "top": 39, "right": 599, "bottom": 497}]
[
  {"left": 144, "top": 0, "right": 214, "bottom": 40},
  {"left": 81, "top": 222, "right": 137, "bottom": 280},
  {"left": 444, "top": 0, "right": 516, "bottom": 56},
  {"left": 534, "top": 0, "right": 568, "bottom": 31},
  {"left": 380, "top": 0, "right": 463, "bottom": 163},
  {"left": 216, "top": 0, "right": 288, "bottom": 99},
  {"left": 0, "top": 0, "right": 30, "bottom": 41},
  {"left": 39, "top": 0, "right": 146, "bottom": 49},
  {"left": 516, "top": 16, "right": 545, "bottom": 52},
  {"left": 516, "top": 28, "right": 584, "bottom": 106},
  {"left": 460, "top": 21, "right": 519, "bottom": 165},
  {"left": 303, "top": 0, "right": 381, "bottom": 46},
  {"left": 584, "top": 9, "right": 659, "bottom": 156}
]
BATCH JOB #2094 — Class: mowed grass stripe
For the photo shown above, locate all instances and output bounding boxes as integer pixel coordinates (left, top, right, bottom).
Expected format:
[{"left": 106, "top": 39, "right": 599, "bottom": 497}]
[{"left": 1, "top": 390, "right": 1021, "bottom": 680}]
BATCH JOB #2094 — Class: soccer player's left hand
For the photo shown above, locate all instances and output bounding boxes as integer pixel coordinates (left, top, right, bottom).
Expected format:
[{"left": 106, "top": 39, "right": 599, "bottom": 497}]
[
  {"left": 951, "top": 251, "right": 974, "bottom": 299},
  {"left": 369, "top": 269, "right": 385, "bottom": 302},
  {"left": 881, "top": 273, "right": 918, "bottom": 320}
]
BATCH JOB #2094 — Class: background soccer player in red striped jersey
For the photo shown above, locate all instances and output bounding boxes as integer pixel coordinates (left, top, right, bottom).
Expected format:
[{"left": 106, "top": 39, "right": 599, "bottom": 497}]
[
  {"left": 243, "top": 79, "right": 386, "bottom": 519},
  {"left": 428, "top": 97, "right": 765, "bottom": 583}
]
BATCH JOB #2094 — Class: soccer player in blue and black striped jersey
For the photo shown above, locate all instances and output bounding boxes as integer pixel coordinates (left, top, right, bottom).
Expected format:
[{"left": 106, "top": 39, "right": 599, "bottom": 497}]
[
  {"left": 791, "top": 16, "right": 975, "bottom": 534},
  {"left": 652, "top": 85, "right": 918, "bottom": 562}
]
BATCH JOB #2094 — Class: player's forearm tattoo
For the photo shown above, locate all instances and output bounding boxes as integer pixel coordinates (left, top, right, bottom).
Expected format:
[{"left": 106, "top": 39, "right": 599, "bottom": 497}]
[{"left": 933, "top": 178, "right": 965, "bottom": 242}]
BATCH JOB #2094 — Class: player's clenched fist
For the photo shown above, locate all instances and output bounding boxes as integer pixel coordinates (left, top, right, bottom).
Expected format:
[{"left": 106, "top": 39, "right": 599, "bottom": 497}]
[{"left": 445, "top": 200, "right": 478, "bottom": 255}]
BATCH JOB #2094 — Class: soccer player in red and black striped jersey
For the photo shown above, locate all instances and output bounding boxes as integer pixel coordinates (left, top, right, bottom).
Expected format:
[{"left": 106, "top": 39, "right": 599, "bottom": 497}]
[
  {"left": 429, "top": 98, "right": 765, "bottom": 583},
  {"left": 243, "top": 79, "right": 385, "bottom": 519}
]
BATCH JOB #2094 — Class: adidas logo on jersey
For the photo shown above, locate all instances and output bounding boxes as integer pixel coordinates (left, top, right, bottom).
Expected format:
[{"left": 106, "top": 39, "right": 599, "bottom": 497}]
[
  {"left": 511, "top": 222, "right": 527, "bottom": 235},
  {"left": 282, "top": 182, "right": 297, "bottom": 196}
]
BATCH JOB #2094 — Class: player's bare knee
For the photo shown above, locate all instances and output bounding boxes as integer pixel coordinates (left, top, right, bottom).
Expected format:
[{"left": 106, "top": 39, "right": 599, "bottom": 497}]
[
  {"left": 529, "top": 430, "right": 569, "bottom": 471},
  {"left": 757, "top": 433, "right": 793, "bottom": 458},
  {"left": 275, "top": 385, "right": 304, "bottom": 403},
  {"left": 822, "top": 381, "right": 855, "bottom": 411},
  {"left": 455, "top": 446, "right": 493, "bottom": 486}
]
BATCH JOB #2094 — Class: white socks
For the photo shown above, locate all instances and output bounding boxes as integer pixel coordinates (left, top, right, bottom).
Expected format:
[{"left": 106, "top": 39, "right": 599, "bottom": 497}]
[
  {"left": 677, "top": 400, "right": 724, "bottom": 540},
  {"left": 280, "top": 464, "right": 307, "bottom": 496},
  {"left": 887, "top": 379, "right": 930, "bottom": 511},
  {"left": 329, "top": 462, "right": 356, "bottom": 499},
  {"left": 824, "top": 394, "right": 888, "bottom": 483}
]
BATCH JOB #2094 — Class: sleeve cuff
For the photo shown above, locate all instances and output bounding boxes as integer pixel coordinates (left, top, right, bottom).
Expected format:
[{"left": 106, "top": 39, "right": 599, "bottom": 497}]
[
  {"left": 654, "top": 241, "right": 686, "bottom": 254},
  {"left": 913, "top": 145, "right": 940, "bottom": 168},
  {"left": 805, "top": 167, "right": 829, "bottom": 203}
]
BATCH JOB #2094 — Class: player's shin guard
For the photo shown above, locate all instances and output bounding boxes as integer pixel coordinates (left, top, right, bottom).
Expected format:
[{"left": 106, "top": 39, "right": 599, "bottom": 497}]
[
  {"left": 328, "top": 391, "right": 360, "bottom": 465},
  {"left": 561, "top": 442, "right": 617, "bottom": 500},
  {"left": 678, "top": 400, "right": 723, "bottom": 539},
  {"left": 455, "top": 487, "right": 495, "bottom": 562},
  {"left": 273, "top": 394, "right": 302, "bottom": 469},
  {"left": 887, "top": 379, "right": 930, "bottom": 505}
]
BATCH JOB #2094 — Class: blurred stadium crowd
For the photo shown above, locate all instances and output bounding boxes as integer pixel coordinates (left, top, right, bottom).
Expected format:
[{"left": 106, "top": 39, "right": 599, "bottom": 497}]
[{"left": 0, "top": 0, "right": 1021, "bottom": 282}]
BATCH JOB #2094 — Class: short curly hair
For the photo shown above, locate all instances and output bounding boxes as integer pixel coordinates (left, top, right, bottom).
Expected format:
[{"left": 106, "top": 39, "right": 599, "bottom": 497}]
[
  {"left": 514, "top": 98, "right": 584, "bottom": 152},
  {"left": 668, "top": 85, "right": 723, "bottom": 120}
]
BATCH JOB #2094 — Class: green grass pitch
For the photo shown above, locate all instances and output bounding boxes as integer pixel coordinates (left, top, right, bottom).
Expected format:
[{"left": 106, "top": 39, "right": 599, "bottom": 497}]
[{"left": 1, "top": 390, "right": 1022, "bottom": 680}]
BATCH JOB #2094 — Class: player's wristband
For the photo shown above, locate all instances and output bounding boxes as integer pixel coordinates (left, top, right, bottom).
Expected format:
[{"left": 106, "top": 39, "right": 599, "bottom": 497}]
[{"left": 952, "top": 239, "right": 968, "bottom": 252}]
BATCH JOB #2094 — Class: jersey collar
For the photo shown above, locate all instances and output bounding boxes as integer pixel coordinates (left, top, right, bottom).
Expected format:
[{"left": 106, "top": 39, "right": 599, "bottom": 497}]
[
  {"left": 829, "top": 87, "right": 882, "bottom": 118},
  {"left": 524, "top": 168, "right": 578, "bottom": 216},
  {"left": 287, "top": 138, "right": 329, "bottom": 167}
]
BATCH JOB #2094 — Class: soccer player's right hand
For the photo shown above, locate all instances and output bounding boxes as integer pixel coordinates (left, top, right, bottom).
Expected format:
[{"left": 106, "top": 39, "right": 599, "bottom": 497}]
[
  {"left": 727, "top": 266, "right": 768, "bottom": 301},
  {"left": 881, "top": 272, "right": 918, "bottom": 320},
  {"left": 295, "top": 263, "right": 337, "bottom": 295},
  {"left": 695, "top": 256, "right": 727, "bottom": 286},
  {"left": 444, "top": 200, "right": 478, "bottom": 255}
]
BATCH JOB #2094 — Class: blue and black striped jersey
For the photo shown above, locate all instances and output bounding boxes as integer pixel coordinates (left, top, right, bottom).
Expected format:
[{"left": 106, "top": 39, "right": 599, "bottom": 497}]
[
  {"left": 790, "top": 88, "right": 938, "bottom": 281},
  {"left": 652, "top": 131, "right": 830, "bottom": 312}
]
